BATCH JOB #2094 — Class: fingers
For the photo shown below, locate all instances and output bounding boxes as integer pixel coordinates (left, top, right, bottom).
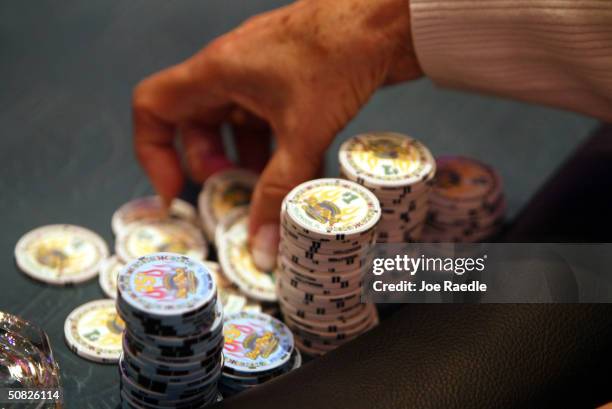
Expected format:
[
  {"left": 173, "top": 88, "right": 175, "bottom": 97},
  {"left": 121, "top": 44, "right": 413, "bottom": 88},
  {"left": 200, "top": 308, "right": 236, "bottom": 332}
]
[
  {"left": 180, "top": 124, "right": 233, "bottom": 182},
  {"left": 598, "top": 404, "right": 612, "bottom": 409},
  {"left": 133, "top": 64, "right": 198, "bottom": 205},
  {"left": 133, "top": 59, "right": 232, "bottom": 206},
  {"left": 231, "top": 108, "right": 271, "bottom": 174},
  {"left": 133, "top": 107, "right": 184, "bottom": 207},
  {"left": 249, "top": 147, "right": 324, "bottom": 271}
]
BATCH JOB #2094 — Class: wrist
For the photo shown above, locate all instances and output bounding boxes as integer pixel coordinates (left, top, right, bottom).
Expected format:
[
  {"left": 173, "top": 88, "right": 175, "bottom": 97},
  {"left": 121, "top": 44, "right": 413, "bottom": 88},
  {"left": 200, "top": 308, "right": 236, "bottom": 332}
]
[{"left": 291, "top": 0, "right": 422, "bottom": 84}]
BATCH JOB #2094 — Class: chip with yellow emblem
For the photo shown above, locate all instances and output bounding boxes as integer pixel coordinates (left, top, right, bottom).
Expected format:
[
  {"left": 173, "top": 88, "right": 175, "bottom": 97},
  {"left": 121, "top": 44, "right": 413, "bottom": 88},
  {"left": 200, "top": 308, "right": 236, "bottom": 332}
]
[
  {"left": 219, "top": 312, "right": 301, "bottom": 396},
  {"left": 282, "top": 178, "right": 381, "bottom": 241},
  {"left": 222, "top": 312, "right": 293, "bottom": 373},
  {"left": 64, "top": 299, "right": 124, "bottom": 363},
  {"left": 15, "top": 224, "right": 109, "bottom": 285},
  {"left": 339, "top": 132, "right": 435, "bottom": 188},
  {"left": 115, "top": 219, "right": 207, "bottom": 263},
  {"left": 217, "top": 207, "right": 277, "bottom": 302}
]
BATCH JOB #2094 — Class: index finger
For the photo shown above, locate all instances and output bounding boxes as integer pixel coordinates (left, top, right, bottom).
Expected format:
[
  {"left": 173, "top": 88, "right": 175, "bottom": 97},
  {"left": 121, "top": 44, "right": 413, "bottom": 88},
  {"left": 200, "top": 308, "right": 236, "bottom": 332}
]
[{"left": 132, "top": 61, "right": 229, "bottom": 206}]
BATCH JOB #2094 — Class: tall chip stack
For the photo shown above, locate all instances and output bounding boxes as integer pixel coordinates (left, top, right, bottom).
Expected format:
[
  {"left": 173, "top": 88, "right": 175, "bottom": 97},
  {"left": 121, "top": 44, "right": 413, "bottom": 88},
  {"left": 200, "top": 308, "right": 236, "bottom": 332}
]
[
  {"left": 277, "top": 178, "right": 381, "bottom": 356},
  {"left": 422, "top": 156, "right": 506, "bottom": 243},
  {"left": 339, "top": 132, "right": 436, "bottom": 243},
  {"left": 117, "top": 252, "right": 223, "bottom": 408}
]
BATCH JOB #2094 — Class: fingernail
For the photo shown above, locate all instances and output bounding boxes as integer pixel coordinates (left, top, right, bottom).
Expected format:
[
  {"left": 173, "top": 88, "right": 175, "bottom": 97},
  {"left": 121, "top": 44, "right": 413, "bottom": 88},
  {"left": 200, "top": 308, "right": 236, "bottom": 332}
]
[{"left": 251, "top": 224, "right": 280, "bottom": 272}]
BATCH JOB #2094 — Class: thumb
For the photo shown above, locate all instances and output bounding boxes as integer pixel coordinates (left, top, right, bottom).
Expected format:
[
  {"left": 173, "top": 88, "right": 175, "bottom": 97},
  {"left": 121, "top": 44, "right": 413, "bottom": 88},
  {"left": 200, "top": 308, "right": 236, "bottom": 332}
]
[{"left": 248, "top": 147, "right": 323, "bottom": 271}]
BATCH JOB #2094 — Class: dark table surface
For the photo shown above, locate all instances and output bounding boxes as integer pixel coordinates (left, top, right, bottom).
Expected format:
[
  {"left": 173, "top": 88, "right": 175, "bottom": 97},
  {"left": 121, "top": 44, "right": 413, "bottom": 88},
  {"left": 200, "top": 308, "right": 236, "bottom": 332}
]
[{"left": 0, "top": 1, "right": 598, "bottom": 408}]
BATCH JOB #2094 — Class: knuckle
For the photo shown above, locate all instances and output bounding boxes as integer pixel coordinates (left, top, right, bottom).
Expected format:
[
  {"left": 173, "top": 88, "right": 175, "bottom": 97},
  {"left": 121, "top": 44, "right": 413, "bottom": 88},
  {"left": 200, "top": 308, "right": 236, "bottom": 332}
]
[
  {"left": 202, "top": 36, "right": 234, "bottom": 65},
  {"left": 188, "top": 38, "right": 233, "bottom": 82}
]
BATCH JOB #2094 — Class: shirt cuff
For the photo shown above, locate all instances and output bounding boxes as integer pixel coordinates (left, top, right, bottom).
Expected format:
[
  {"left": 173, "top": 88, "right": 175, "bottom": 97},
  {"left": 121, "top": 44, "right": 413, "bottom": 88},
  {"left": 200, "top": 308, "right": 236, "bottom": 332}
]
[{"left": 409, "top": 0, "right": 612, "bottom": 120}]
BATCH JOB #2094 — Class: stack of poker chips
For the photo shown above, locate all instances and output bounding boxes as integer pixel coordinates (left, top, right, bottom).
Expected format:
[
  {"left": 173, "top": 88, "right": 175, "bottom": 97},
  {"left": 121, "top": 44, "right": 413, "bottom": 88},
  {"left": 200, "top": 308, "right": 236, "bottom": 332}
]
[
  {"left": 339, "top": 132, "right": 436, "bottom": 243},
  {"left": 277, "top": 178, "right": 381, "bottom": 356},
  {"left": 422, "top": 156, "right": 506, "bottom": 243},
  {"left": 219, "top": 312, "right": 301, "bottom": 396},
  {"left": 117, "top": 252, "right": 223, "bottom": 409}
]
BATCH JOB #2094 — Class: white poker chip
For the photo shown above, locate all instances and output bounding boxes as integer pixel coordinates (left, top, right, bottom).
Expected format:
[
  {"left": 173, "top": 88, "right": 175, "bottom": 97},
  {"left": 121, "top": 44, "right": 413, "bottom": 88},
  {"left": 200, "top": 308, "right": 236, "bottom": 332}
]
[
  {"left": 111, "top": 196, "right": 199, "bottom": 236},
  {"left": 283, "top": 178, "right": 381, "bottom": 239},
  {"left": 117, "top": 252, "right": 216, "bottom": 318},
  {"left": 216, "top": 207, "right": 277, "bottom": 302},
  {"left": 15, "top": 224, "right": 109, "bottom": 285},
  {"left": 115, "top": 219, "right": 208, "bottom": 263},
  {"left": 339, "top": 132, "right": 436, "bottom": 188},
  {"left": 222, "top": 312, "right": 293, "bottom": 373},
  {"left": 99, "top": 256, "right": 124, "bottom": 299},
  {"left": 64, "top": 299, "right": 124, "bottom": 363},
  {"left": 198, "top": 169, "right": 258, "bottom": 242}
]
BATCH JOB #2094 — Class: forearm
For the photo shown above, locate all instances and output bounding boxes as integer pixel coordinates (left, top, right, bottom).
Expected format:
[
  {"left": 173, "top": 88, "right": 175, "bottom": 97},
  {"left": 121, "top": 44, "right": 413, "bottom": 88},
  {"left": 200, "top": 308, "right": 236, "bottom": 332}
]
[{"left": 411, "top": 0, "right": 612, "bottom": 121}]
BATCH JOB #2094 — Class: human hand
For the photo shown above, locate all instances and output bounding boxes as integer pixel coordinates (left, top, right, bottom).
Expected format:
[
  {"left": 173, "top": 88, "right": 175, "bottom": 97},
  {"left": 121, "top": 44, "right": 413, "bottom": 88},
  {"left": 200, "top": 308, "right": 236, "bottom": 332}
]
[{"left": 132, "top": 0, "right": 422, "bottom": 270}]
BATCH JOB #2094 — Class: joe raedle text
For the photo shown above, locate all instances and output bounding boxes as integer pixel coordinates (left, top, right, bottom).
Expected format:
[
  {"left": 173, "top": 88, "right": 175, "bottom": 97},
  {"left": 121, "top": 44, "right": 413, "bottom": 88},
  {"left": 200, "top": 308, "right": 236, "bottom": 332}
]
[{"left": 372, "top": 280, "right": 487, "bottom": 293}]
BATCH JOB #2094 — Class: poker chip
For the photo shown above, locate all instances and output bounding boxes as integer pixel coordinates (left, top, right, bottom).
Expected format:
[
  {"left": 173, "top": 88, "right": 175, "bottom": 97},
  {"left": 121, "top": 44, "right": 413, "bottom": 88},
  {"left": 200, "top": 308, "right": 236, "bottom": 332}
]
[
  {"left": 277, "top": 178, "right": 380, "bottom": 355},
  {"left": 216, "top": 207, "right": 277, "bottom": 302},
  {"left": 422, "top": 156, "right": 506, "bottom": 243},
  {"left": 118, "top": 252, "right": 224, "bottom": 408},
  {"left": 99, "top": 255, "right": 124, "bottom": 299},
  {"left": 112, "top": 196, "right": 199, "bottom": 236},
  {"left": 219, "top": 312, "right": 300, "bottom": 396},
  {"left": 282, "top": 178, "right": 380, "bottom": 241},
  {"left": 15, "top": 224, "right": 109, "bottom": 285},
  {"left": 115, "top": 219, "right": 208, "bottom": 263},
  {"left": 64, "top": 299, "right": 124, "bottom": 363},
  {"left": 339, "top": 132, "right": 436, "bottom": 243},
  {"left": 117, "top": 252, "right": 216, "bottom": 319},
  {"left": 198, "top": 169, "right": 258, "bottom": 242}
]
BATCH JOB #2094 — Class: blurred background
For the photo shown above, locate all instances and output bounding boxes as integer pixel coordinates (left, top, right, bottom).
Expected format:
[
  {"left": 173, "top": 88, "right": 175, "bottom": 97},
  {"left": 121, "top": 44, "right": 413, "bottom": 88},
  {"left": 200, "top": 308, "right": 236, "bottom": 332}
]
[{"left": 0, "top": 1, "right": 598, "bottom": 408}]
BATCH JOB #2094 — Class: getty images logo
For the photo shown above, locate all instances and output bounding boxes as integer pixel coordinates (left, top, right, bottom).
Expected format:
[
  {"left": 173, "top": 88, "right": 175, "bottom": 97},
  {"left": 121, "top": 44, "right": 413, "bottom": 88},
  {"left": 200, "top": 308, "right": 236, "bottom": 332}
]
[{"left": 371, "top": 254, "right": 488, "bottom": 276}]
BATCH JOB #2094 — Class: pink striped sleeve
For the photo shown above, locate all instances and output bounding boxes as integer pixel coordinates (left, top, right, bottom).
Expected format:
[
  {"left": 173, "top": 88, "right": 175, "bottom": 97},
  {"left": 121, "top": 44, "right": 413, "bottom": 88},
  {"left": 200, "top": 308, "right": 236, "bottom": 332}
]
[{"left": 410, "top": 0, "right": 612, "bottom": 121}]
